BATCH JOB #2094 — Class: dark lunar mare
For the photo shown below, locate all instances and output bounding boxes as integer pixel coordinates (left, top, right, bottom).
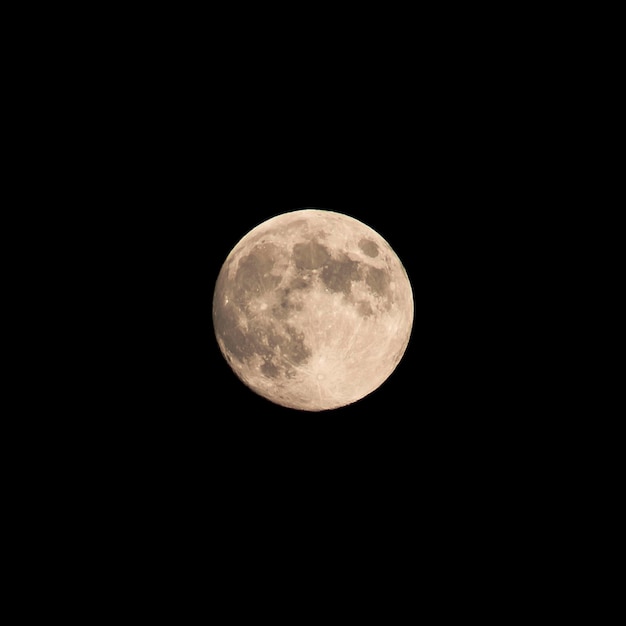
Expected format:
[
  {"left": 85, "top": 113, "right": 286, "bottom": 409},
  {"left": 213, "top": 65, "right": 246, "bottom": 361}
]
[
  {"left": 321, "top": 255, "right": 361, "bottom": 296},
  {"left": 358, "top": 238, "right": 379, "bottom": 257},
  {"left": 213, "top": 244, "right": 312, "bottom": 377},
  {"left": 356, "top": 301, "right": 374, "bottom": 316},
  {"left": 365, "top": 266, "right": 390, "bottom": 297},
  {"left": 292, "top": 240, "right": 330, "bottom": 270},
  {"left": 233, "top": 243, "right": 281, "bottom": 300}
]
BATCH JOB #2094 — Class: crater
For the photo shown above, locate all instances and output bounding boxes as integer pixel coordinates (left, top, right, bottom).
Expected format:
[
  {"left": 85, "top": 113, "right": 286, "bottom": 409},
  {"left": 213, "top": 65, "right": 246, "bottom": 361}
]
[
  {"left": 359, "top": 238, "right": 379, "bottom": 258},
  {"left": 292, "top": 240, "right": 330, "bottom": 270},
  {"left": 321, "top": 256, "right": 360, "bottom": 295}
]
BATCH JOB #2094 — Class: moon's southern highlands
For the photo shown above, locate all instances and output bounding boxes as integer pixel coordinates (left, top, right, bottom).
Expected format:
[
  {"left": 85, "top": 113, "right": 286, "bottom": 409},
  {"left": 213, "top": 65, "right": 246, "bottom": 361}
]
[{"left": 213, "top": 209, "right": 413, "bottom": 411}]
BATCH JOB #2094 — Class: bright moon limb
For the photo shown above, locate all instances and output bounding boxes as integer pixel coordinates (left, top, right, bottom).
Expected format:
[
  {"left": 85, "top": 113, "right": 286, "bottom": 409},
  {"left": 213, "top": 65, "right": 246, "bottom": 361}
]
[{"left": 213, "top": 209, "right": 413, "bottom": 411}]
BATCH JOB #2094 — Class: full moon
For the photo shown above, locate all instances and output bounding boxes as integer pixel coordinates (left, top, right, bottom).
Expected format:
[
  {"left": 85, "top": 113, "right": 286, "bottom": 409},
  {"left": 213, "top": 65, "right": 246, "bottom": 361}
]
[{"left": 213, "top": 209, "right": 414, "bottom": 411}]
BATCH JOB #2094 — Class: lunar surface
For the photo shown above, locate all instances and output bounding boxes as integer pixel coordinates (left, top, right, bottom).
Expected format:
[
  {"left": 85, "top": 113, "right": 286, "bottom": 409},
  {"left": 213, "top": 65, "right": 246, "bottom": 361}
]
[{"left": 213, "top": 209, "right": 413, "bottom": 411}]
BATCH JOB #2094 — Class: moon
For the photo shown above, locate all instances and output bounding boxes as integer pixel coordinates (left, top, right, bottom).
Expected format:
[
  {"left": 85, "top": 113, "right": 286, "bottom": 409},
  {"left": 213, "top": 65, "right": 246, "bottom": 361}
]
[{"left": 213, "top": 209, "right": 413, "bottom": 411}]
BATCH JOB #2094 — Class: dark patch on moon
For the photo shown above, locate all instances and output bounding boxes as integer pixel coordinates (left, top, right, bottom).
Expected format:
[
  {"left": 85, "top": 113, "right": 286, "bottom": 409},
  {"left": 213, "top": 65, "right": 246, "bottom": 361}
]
[
  {"left": 213, "top": 303, "right": 256, "bottom": 362},
  {"left": 235, "top": 243, "right": 281, "bottom": 297},
  {"left": 214, "top": 247, "right": 312, "bottom": 372},
  {"left": 271, "top": 287, "right": 303, "bottom": 320},
  {"left": 321, "top": 256, "right": 360, "bottom": 295},
  {"left": 365, "top": 266, "right": 390, "bottom": 297},
  {"left": 358, "top": 238, "right": 379, "bottom": 257},
  {"left": 267, "top": 324, "right": 311, "bottom": 365},
  {"left": 284, "top": 218, "right": 307, "bottom": 232},
  {"left": 279, "top": 291, "right": 292, "bottom": 310},
  {"left": 260, "top": 359, "right": 280, "bottom": 378},
  {"left": 356, "top": 300, "right": 374, "bottom": 317},
  {"left": 215, "top": 298, "right": 312, "bottom": 372},
  {"left": 292, "top": 240, "right": 330, "bottom": 270},
  {"left": 290, "top": 275, "right": 311, "bottom": 290}
]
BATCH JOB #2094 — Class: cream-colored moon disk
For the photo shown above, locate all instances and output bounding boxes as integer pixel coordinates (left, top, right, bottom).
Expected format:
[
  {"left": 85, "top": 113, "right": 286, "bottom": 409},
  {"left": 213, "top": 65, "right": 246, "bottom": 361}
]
[{"left": 213, "top": 209, "right": 414, "bottom": 411}]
